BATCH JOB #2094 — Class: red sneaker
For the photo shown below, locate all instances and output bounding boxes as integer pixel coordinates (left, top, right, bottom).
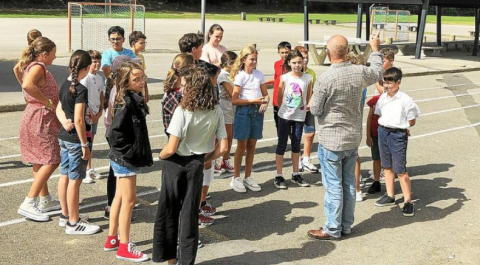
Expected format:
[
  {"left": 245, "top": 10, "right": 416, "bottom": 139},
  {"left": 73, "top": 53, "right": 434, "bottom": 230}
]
[
  {"left": 221, "top": 159, "right": 234, "bottom": 173},
  {"left": 200, "top": 201, "right": 216, "bottom": 216},
  {"left": 116, "top": 242, "right": 149, "bottom": 262},
  {"left": 104, "top": 235, "right": 119, "bottom": 252},
  {"left": 198, "top": 212, "right": 214, "bottom": 226},
  {"left": 214, "top": 160, "right": 224, "bottom": 174}
]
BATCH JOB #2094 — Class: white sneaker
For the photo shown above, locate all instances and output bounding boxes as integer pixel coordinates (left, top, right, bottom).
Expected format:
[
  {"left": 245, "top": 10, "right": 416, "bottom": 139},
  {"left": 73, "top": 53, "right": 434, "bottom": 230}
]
[
  {"left": 18, "top": 197, "right": 49, "bottom": 222},
  {"left": 59, "top": 213, "right": 90, "bottom": 227},
  {"left": 37, "top": 194, "right": 61, "bottom": 212},
  {"left": 359, "top": 179, "right": 365, "bottom": 188},
  {"left": 243, "top": 177, "right": 261, "bottom": 192},
  {"left": 356, "top": 191, "right": 363, "bottom": 202},
  {"left": 65, "top": 220, "right": 101, "bottom": 235},
  {"left": 82, "top": 174, "right": 95, "bottom": 184},
  {"left": 302, "top": 160, "right": 319, "bottom": 173},
  {"left": 368, "top": 170, "right": 374, "bottom": 175},
  {"left": 87, "top": 168, "right": 103, "bottom": 179},
  {"left": 230, "top": 177, "right": 246, "bottom": 193}
]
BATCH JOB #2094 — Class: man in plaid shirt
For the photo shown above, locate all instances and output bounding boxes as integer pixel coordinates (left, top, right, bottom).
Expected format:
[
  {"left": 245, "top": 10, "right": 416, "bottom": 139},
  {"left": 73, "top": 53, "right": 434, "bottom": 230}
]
[{"left": 308, "top": 33, "right": 383, "bottom": 240}]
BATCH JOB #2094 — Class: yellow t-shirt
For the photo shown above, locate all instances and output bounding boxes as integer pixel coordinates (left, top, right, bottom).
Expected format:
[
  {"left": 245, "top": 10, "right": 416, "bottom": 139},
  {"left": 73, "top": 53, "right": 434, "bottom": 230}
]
[{"left": 136, "top": 53, "right": 146, "bottom": 70}]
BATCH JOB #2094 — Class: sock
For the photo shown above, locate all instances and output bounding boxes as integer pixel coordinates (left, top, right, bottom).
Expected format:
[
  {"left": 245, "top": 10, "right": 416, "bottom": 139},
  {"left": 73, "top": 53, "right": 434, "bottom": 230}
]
[
  {"left": 276, "top": 174, "right": 283, "bottom": 178},
  {"left": 24, "top": 196, "right": 37, "bottom": 203},
  {"left": 292, "top": 172, "right": 300, "bottom": 176},
  {"left": 303, "top": 156, "right": 310, "bottom": 163}
]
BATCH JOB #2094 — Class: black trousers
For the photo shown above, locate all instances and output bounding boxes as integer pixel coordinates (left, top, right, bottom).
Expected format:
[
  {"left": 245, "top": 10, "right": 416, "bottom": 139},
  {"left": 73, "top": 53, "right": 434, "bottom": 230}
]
[
  {"left": 106, "top": 137, "right": 116, "bottom": 207},
  {"left": 152, "top": 153, "right": 205, "bottom": 265}
]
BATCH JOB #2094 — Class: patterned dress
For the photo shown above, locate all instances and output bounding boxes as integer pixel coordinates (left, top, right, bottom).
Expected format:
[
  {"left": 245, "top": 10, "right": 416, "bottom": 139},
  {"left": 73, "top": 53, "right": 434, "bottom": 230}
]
[{"left": 19, "top": 62, "right": 61, "bottom": 165}]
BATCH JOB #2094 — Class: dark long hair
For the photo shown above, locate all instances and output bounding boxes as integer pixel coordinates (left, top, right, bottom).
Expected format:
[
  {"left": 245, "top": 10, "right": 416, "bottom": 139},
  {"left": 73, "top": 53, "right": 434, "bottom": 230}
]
[
  {"left": 68, "top": 50, "right": 92, "bottom": 95},
  {"left": 282, "top": 50, "right": 304, "bottom": 74}
]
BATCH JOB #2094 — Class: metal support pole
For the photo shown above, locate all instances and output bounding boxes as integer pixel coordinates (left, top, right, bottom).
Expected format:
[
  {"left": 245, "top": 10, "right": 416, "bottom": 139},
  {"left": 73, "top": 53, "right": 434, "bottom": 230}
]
[
  {"left": 415, "top": 0, "right": 430, "bottom": 59},
  {"left": 356, "top": 3, "right": 363, "bottom": 39},
  {"left": 201, "top": 0, "right": 206, "bottom": 41},
  {"left": 473, "top": 8, "right": 480, "bottom": 56},
  {"left": 436, "top": 6, "right": 442, "bottom": 46},
  {"left": 304, "top": 0, "right": 309, "bottom": 45},
  {"left": 416, "top": 5, "right": 422, "bottom": 41},
  {"left": 366, "top": 4, "right": 372, "bottom": 40}
]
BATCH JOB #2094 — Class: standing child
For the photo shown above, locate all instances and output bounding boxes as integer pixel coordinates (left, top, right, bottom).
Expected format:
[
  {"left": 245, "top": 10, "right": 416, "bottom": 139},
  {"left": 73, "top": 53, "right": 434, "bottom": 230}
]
[
  {"left": 56, "top": 50, "right": 101, "bottom": 234},
  {"left": 104, "top": 61, "right": 152, "bottom": 262},
  {"left": 274, "top": 50, "right": 312, "bottom": 189},
  {"left": 266, "top": 42, "right": 291, "bottom": 130},
  {"left": 178, "top": 33, "right": 204, "bottom": 62},
  {"left": 153, "top": 67, "right": 228, "bottom": 265},
  {"left": 294, "top": 46, "right": 319, "bottom": 173},
  {"left": 101, "top": 26, "right": 136, "bottom": 79},
  {"left": 374, "top": 48, "right": 395, "bottom": 94},
  {"left": 129, "top": 30, "right": 149, "bottom": 102},
  {"left": 374, "top": 67, "right": 420, "bottom": 217},
  {"left": 200, "top": 24, "right": 227, "bottom": 67},
  {"left": 162, "top": 53, "right": 195, "bottom": 135},
  {"left": 229, "top": 45, "right": 270, "bottom": 193},
  {"left": 366, "top": 92, "right": 382, "bottom": 194},
  {"left": 216, "top": 51, "right": 237, "bottom": 174},
  {"left": 81, "top": 50, "right": 105, "bottom": 184}
]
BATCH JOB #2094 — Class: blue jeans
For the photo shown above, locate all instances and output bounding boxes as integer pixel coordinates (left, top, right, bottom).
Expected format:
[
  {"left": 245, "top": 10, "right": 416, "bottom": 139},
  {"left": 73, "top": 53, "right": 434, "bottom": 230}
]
[
  {"left": 59, "top": 139, "right": 88, "bottom": 180},
  {"left": 318, "top": 144, "right": 358, "bottom": 238}
]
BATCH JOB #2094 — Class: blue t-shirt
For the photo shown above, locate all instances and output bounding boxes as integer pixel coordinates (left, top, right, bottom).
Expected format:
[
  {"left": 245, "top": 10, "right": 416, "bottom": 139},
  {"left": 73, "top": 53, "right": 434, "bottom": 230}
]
[{"left": 101, "top": 48, "right": 136, "bottom": 69}]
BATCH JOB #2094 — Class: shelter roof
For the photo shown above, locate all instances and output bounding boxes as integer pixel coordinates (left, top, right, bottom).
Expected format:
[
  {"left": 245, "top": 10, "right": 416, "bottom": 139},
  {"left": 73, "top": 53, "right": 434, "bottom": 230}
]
[{"left": 307, "top": 0, "right": 480, "bottom": 8}]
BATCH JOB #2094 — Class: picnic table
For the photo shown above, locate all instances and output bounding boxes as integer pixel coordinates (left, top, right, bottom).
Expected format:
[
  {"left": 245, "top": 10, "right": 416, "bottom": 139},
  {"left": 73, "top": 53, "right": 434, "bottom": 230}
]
[
  {"left": 258, "top": 17, "right": 284, "bottom": 22},
  {"left": 308, "top": 19, "right": 321, "bottom": 24},
  {"left": 323, "top": 20, "right": 337, "bottom": 25},
  {"left": 299, "top": 37, "right": 371, "bottom": 65},
  {"left": 469, "top": 31, "right": 476, "bottom": 37}
]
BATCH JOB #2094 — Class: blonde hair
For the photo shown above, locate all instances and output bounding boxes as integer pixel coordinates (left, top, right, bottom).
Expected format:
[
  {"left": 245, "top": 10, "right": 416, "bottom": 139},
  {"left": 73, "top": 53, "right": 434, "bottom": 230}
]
[
  {"left": 229, "top": 45, "right": 257, "bottom": 82},
  {"left": 164, "top": 53, "right": 194, "bottom": 93},
  {"left": 27, "top": 29, "right": 42, "bottom": 45},
  {"left": 114, "top": 61, "right": 145, "bottom": 109},
  {"left": 346, "top": 53, "right": 366, "bottom": 66},
  {"left": 18, "top": 37, "right": 56, "bottom": 73}
]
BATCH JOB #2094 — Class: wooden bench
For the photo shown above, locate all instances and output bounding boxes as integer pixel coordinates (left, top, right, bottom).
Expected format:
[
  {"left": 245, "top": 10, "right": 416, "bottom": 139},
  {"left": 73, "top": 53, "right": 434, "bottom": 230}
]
[
  {"left": 324, "top": 20, "right": 337, "bottom": 25},
  {"left": 308, "top": 19, "right": 321, "bottom": 24},
  {"left": 408, "top": 26, "right": 418, "bottom": 32},
  {"left": 421, "top": 46, "right": 443, "bottom": 57}
]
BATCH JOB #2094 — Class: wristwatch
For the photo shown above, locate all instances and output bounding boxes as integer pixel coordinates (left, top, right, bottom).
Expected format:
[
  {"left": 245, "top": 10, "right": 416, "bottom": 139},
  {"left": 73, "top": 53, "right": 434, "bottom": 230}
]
[{"left": 46, "top": 99, "right": 54, "bottom": 109}]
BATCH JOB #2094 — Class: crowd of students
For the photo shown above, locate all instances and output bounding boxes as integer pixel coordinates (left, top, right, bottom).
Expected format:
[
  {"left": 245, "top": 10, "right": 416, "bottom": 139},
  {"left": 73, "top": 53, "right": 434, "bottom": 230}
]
[{"left": 14, "top": 24, "right": 420, "bottom": 264}]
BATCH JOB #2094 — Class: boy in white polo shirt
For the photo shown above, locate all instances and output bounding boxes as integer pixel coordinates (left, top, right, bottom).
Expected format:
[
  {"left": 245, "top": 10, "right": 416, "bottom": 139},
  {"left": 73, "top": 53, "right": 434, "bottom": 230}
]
[{"left": 374, "top": 67, "right": 420, "bottom": 217}]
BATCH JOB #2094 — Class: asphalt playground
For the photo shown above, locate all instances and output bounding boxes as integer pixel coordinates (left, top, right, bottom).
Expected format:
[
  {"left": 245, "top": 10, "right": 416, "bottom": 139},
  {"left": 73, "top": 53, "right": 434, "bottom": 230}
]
[{"left": 1, "top": 18, "right": 480, "bottom": 265}]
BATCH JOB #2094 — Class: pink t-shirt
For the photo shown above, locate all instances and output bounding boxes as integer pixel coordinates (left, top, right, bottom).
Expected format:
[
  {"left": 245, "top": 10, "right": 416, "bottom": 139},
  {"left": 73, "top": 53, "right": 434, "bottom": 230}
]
[{"left": 200, "top": 43, "right": 227, "bottom": 67}]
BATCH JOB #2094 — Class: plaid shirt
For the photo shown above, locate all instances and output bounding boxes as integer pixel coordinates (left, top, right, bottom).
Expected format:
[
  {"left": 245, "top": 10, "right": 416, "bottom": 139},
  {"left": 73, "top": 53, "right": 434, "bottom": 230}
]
[
  {"left": 162, "top": 90, "right": 183, "bottom": 130},
  {"left": 310, "top": 52, "right": 383, "bottom": 151}
]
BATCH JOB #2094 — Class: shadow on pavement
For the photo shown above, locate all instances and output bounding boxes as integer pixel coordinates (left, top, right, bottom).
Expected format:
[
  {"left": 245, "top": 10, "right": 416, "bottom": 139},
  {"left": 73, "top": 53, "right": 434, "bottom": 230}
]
[
  {"left": 196, "top": 240, "right": 336, "bottom": 265},
  {"left": 354, "top": 176, "right": 467, "bottom": 238}
]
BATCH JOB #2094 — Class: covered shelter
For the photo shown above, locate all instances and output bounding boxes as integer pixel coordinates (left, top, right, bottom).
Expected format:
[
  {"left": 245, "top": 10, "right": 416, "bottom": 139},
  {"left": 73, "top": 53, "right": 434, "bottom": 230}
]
[{"left": 303, "top": 0, "right": 480, "bottom": 58}]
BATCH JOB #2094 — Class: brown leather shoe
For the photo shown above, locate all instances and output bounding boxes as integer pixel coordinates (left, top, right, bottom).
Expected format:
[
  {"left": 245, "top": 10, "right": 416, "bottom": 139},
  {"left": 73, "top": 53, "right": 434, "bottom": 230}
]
[{"left": 307, "top": 228, "right": 336, "bottom": 240}]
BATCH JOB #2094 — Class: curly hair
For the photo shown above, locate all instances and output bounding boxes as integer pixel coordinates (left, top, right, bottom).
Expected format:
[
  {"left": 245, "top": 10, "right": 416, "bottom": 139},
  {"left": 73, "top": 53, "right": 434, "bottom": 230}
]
[
  {"left": 180, "top": 67, "right": 218, "bottom": 112},
  {"left": 346, "top": 52, "right": 366, "bottom": 66},
  {"left": 229, "top": 45, "right": 257, "bottom": 82}
]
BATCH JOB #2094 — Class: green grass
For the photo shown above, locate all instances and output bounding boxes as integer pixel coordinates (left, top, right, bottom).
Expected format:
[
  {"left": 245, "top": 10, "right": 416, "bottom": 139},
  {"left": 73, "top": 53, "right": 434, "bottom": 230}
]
[{"left": 0, "top": 10, "right": 476, "bottom": 25}]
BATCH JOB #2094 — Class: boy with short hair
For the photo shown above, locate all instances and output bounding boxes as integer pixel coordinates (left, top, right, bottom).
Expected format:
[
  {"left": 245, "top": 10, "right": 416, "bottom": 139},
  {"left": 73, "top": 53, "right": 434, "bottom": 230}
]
[
  {"left": 81, "top": 50, "right": 105, "bottom": 184},
  {"left": 374, "top": 67, "right": 420, "bottom": 217},
  {"left": 129, "top": 30, "right": 149, "bottom": 102},
  {"left": 294, "top": 45, "right": 318, "bottom": 173},
  {"left": 267, "top": 41, "right": 291, "bottom": 130},
  {"left": 101, "top": 26, "right": 136, "bottom": 78},
  {"left": 178, "top": 32, "right": 205, "bottom": 61}
]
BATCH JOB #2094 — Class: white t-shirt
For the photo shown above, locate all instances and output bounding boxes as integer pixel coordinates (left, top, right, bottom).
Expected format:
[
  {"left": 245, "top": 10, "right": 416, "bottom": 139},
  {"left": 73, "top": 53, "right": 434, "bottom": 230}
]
[
  {"left": 234, "top": 70, "right": 266, "bottom": 100},
  {"left": 80, "top": 72, "right": 105, "bottom": 114},
  {"left": 375, "top": 90, "right": 421, "bottom": 129},
  {"left": 277, "top": 72, "right": 312, "bottom": 122},
  {"left": 167, "top": 105, "right": 227, "bottom": 156}
]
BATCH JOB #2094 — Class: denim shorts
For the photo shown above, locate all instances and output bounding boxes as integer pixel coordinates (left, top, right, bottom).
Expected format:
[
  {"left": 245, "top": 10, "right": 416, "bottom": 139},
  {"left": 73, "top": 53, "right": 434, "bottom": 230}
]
[
  {"left": 91, "top": 122, "right": 98, "bottom": 135},
  {"left": 378, "top": 126, "right": 408, "bottom": 174},
  {"left": 303, "top": 112, "right": 316, "bottom": 134},
  {"left": 110, "top": 159, "right": 139, "bottom": 177},
  {"left": 59, "top": 139, "right": 88, "bottom": 180},
  {"left": 233, "top": 105, "right": 264, "bottom": 140}
]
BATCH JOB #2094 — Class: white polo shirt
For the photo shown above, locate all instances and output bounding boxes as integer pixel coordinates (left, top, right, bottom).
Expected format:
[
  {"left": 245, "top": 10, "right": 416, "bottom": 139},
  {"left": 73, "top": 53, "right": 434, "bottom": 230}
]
[{"left": 375, "top": 90, "right": 420, "bottom": 129}]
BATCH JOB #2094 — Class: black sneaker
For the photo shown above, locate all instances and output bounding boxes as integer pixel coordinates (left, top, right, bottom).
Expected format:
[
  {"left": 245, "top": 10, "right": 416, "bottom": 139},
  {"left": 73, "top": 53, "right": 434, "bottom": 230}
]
[
  {"left": 402, "top": 202, "right": 415, "bottom": 217},
  {"left": 374, "top": 194, "right": 395, "bottom": 207},
  {"left": 291, "top": 174, "right": 310, "bottom": 187},
  {"left": 367, "top": 181, "right": 381, "bottom": 194},
  {"left": 274, "top": 176, "right": 288, "bottom": 189}
]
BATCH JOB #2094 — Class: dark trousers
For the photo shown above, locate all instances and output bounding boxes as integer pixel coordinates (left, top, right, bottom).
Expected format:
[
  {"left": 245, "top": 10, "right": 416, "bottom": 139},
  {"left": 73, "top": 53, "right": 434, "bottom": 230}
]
[
  {"left": 152, "top": 153, "right": 205, "bottom": 265},
  {"left": 276, "top": 117, "right": 304, "bottom": 155},
  {"left": 106, "top": 137, "right": 116, "bottom": 207},
  {"left": 273, "top": 106, "right": 279, "bottom": 131}
]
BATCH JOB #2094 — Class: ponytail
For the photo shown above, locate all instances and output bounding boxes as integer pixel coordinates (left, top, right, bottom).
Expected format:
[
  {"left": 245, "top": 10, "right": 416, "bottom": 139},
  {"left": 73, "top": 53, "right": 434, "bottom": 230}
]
[{"left": 18, "top": 37, "right": 56, "bottom": 73}]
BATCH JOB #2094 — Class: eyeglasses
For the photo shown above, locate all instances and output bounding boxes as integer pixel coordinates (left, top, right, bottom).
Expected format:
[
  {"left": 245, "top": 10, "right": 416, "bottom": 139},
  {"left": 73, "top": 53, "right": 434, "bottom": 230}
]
[
  {"left": 109, "top": 37, "right": 124, "bottom": 43},
  {"left": 137, "top": 42, "right": 147, "bottom": 46},
  {"left": 132, "top": 75, "right": 147, "bottom": 83}
]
